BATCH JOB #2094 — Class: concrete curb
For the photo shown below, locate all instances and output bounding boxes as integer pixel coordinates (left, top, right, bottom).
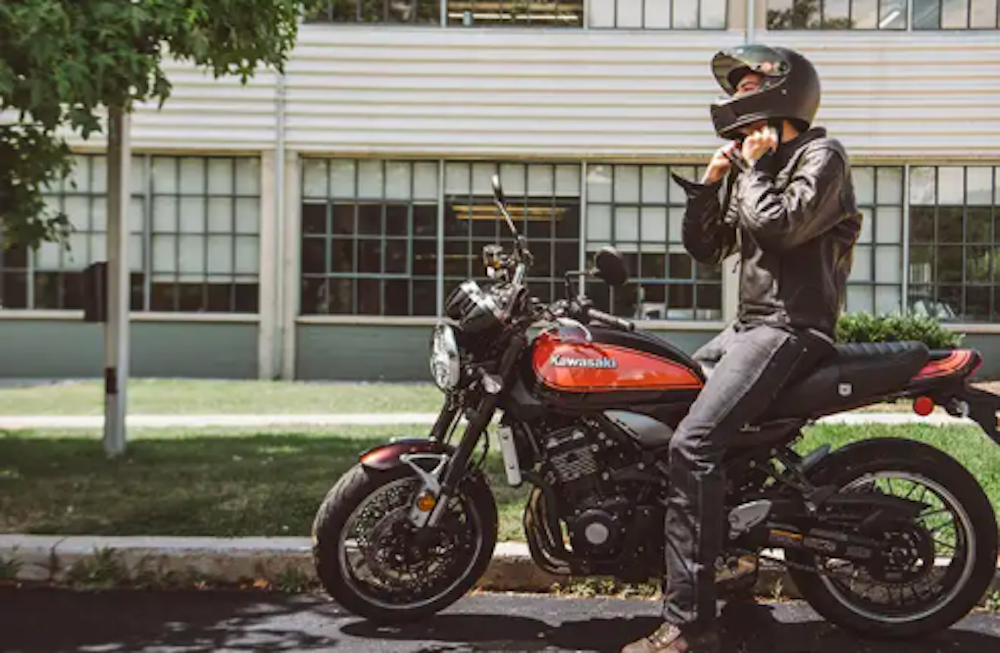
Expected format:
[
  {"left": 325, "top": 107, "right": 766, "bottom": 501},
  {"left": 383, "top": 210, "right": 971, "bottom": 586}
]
[
  {"left": 2, "top": 535, "right": 998, "bottom": 604},
  {"left": 0, "top": 411, "right": 979, "bottom": 430}
]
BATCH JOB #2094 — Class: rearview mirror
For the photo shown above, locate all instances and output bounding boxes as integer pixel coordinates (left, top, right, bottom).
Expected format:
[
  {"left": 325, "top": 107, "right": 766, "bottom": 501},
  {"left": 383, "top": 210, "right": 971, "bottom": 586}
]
[
  {"left": 594, "top": 247, "right": 628, "bottom": 287},
  {"left": 491, "top": 174, "right": 507, "bottom": 206}
]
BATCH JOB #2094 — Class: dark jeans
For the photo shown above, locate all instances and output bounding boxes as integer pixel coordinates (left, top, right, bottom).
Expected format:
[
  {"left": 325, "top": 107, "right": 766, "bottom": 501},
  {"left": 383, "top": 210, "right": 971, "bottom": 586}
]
[{"left": 661, "top": 321, "right": 831, "bottom": 633}]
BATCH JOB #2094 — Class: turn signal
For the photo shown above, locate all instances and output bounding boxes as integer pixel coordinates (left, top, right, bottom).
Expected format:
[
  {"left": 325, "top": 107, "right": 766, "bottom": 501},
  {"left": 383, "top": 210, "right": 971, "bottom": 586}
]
[
  {"left": 913, "top": 396, "right": 935, "bottom": 416},
  {"left": 416, "top": 492, "right": 437, "bottom": 512}
]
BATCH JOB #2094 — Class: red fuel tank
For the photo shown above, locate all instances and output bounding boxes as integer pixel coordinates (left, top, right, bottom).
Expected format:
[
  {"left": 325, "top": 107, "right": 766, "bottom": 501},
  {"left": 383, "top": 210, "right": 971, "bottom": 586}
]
[{"left": 531, "top": 323, "right": 704, "bottom": 394}]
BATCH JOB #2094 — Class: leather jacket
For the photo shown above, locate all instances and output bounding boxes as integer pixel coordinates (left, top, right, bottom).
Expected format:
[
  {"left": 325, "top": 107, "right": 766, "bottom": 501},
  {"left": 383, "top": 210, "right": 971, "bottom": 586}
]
[{"left": 674, "top": 127, "right": 862, "bottom": 337}]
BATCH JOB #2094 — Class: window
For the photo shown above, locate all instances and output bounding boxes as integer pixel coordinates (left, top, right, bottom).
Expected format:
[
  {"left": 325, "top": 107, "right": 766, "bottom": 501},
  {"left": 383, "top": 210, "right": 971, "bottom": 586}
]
[
  {"left": 447, "top": 1, "right": 584, "bottom": 26},
  {"left": 590, "top": 0, "right": 728, "bottom": 28},
  {"left": 767, "top": 0, "right": 997, "bottom": 29},
  {"left": 585, "top": 164, "right": 723, "bottom": 321},
  {"left": 845, "top": 166, "right": 906, "bottom": 315},
  {"left": 443, "top": 162, "right": 581, "bottom": 305},
  {"left": 300, "top": 158, "right": 441, "bottom": 316},
  {"left": 305, "top": 0, "right": 442, "bottom": 23},
  {"left": 908, "top": 166, "right": 1000, "bottom": 322},
  {"left": 0, "top": 154, "right": 261, "bottom": 313},
  {"left": 305, "top": 0, "right": 728, "bottom": 27}
]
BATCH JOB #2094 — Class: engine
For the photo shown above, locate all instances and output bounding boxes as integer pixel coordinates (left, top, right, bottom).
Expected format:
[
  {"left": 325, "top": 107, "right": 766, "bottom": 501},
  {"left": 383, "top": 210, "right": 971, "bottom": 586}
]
[{"left": 539, "top": 422, "right": 632, "bottom": 558}]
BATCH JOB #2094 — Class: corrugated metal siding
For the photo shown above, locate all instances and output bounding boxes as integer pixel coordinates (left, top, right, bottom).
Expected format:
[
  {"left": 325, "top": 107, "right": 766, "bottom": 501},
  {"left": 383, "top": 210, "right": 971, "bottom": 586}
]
[
  {"left": 47, "top": 28, "right": 1000, "bottom": 159},
  {"left": 763, "top": 33, "right": 1000, "bottom": 158},
  {"left": 283, "top": 26, "right": 744, "bottom": 158},
  {"left": 60, "top": 59, "right": 278, "bottom": 151}
]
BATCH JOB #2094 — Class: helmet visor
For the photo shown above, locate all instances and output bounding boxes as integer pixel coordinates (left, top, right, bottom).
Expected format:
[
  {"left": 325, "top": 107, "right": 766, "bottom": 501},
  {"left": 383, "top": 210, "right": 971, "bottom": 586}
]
[{"left": 712, "top": 45, "right": 792, "bottom": 96}]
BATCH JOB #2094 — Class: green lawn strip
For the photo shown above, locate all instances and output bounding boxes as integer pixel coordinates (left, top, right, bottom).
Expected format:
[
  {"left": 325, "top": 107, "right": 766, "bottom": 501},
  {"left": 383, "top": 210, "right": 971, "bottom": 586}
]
[
  {"left": 1, "top": 424, "right": 998, "bottom": 544},
  {"left": 0, "top": 380, "right": 444, "bottom": 416}
]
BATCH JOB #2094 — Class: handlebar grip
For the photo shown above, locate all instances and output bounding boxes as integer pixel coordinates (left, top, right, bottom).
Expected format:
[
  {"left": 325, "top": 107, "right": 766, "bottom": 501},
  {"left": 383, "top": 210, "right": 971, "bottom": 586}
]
[{"left": 587, "top": 307, "right": 635, "bottom": 332}]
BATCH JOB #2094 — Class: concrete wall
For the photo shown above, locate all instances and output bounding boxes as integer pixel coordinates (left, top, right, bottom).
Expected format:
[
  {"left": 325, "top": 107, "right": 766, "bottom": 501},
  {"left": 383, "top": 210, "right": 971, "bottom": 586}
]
[{"left": 0, "top": 321, "right": 258, "bottom": 379}]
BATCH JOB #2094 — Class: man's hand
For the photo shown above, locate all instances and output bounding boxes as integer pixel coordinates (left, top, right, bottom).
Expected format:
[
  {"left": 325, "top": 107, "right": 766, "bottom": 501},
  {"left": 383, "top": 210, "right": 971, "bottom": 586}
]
[
  {"left": 702, "top": 141, "right": 740, "bottom": 184},
  {"left": 741, "top": 126, "right": 778, "bottom": 165}
]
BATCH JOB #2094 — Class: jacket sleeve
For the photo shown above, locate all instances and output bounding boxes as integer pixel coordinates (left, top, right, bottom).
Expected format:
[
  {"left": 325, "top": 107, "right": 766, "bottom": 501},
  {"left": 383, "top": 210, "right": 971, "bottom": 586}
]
[
  {"left": 671, "top": 173, "right": 738, "bottom": 266},
  {"left": 736, "top": 145, "right": 849, "bottom": 252}
]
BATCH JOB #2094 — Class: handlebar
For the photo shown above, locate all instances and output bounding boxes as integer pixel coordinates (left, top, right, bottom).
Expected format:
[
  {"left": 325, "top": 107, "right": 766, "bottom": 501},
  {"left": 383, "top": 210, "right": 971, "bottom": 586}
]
[{"left": 586, "top": 307, "right": 635, "bottom": 332}]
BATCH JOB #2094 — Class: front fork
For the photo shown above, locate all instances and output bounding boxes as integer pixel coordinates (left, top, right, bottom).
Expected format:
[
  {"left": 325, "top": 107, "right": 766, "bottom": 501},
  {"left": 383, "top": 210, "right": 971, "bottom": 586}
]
[{"left": 406, "top": 333, "right": 527, "bottom": 529}]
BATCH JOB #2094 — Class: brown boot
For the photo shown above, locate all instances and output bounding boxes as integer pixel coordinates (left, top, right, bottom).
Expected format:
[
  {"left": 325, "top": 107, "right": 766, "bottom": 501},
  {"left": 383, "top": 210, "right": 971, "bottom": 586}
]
[{"left": 621, "top": 622, "right": 721, "bottom": 653}]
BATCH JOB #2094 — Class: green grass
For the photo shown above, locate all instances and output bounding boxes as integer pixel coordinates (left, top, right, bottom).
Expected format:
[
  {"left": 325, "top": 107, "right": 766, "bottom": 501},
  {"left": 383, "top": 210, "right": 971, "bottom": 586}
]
[
  {"left": 0, "top": 379, "right": 443, "bottom": 416},
  {"left": 1, "top": 424, "right": 998, "bottom": 544}
]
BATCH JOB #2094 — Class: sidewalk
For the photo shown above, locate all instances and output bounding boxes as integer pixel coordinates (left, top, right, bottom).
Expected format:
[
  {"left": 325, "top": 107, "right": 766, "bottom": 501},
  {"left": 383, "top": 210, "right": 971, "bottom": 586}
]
[
  {"left": 2, "top": 534, "right": 999, "bottom": 603},
  {"left": 0, "top": 411, "right": 977, "bottom": 429}
]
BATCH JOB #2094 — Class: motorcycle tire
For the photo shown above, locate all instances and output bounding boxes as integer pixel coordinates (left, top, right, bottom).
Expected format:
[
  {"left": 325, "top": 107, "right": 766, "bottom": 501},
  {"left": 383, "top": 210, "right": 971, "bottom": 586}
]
[
  {"left": 312, "top": 463, "right": 498, "bottom": 624},
  {"left": 787, "top": 437, "right": 998, "bottom": 640}
]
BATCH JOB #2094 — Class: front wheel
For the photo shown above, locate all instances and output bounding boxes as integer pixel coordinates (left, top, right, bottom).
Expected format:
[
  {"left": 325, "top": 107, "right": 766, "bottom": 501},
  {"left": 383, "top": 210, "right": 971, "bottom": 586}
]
[
  {"left": 312, "top": 463, "right": 497, "bottom": 623},
  {"left": 787, "top": 438, "right": 998, "bottom": 639}
]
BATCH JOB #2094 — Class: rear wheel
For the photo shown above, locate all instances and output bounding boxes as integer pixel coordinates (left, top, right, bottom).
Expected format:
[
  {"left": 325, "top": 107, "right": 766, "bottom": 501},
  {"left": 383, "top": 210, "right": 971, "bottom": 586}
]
[
  {"left": 788, "top": 438, "right": 998, "bottom": 639},
  {"left": 312, "top": 463, "right": 498, "bottom": 623}
]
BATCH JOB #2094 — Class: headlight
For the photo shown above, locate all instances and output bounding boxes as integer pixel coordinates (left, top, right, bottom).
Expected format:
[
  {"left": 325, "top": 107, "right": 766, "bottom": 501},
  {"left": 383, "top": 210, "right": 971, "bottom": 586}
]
[{"left": 429, "top": 321, "right": 461, "bottom": 392}]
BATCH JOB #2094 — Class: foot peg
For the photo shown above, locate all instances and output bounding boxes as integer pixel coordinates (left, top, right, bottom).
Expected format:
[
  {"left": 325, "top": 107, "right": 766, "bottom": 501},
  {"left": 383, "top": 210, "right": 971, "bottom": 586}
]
[{"left": 727, "top": 499, "right": 773, "bottom": 539}]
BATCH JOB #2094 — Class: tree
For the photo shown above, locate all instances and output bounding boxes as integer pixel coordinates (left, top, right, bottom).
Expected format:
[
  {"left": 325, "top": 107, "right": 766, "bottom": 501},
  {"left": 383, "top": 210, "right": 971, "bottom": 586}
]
[{"left": 0, "top": 0, "right": 325, "bottom": 248}]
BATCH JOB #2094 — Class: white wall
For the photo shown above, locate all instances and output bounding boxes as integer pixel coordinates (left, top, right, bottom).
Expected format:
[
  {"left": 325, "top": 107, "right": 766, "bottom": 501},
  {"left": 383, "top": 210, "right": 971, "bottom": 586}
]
[{"left": 59, "top": 26, "right": 1000, "bottom": 161}]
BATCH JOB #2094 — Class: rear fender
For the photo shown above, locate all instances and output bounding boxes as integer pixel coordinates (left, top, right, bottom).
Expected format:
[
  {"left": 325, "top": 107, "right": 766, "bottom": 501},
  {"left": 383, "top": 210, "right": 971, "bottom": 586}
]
[
  {"left": 947, "top": 385, "right": 1000, "bottom": 447},
  {"left": 359, "top": 438, "right": 453, "bottom": 471}
]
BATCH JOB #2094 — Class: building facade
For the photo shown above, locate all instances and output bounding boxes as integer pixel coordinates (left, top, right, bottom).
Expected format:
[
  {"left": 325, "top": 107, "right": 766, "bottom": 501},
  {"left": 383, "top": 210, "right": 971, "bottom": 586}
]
[{"left": 2, "top": 0, "right": 1000, "bottom": 380}]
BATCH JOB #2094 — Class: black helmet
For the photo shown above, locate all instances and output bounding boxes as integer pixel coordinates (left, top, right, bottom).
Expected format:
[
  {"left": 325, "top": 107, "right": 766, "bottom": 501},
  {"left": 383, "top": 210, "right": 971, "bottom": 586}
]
[{"left": 709, "top": 44, "right": 821, "bottom": 141}]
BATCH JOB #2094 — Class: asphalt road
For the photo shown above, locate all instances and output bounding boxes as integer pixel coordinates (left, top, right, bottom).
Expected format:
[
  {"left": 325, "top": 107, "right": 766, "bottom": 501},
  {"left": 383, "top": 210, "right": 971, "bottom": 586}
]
[{"left": 2, "top": 589, "right": 999, "bottom": 653}]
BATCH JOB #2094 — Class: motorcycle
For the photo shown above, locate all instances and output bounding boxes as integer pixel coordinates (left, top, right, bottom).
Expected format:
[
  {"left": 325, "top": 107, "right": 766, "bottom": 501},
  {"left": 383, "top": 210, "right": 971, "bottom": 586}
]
[{"left": 312, "top": 174, "right": 1000, "bottom": 639}]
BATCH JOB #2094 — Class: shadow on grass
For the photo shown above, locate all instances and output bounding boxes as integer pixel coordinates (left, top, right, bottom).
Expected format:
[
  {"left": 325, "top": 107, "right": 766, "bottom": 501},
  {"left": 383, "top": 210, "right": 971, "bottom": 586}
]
[{"left": 0, "top": 431, "right": 528, "bottom": 538}]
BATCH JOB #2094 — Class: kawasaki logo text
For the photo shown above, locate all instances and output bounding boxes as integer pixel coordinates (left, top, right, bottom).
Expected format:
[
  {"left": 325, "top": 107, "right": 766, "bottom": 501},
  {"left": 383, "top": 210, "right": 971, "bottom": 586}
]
[{"left": 550, "top": 355, "right": 617, "bottom": 369}]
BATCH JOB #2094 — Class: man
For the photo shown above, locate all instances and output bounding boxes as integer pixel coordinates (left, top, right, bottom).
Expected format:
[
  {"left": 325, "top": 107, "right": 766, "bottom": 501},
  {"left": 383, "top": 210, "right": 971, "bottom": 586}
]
[{"left": 623, "top": 45, "right": 862, "bottom": 653}]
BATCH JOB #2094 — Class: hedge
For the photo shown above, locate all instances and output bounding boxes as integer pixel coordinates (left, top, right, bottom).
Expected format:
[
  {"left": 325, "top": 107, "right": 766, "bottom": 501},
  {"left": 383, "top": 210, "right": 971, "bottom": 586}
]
[{"left": 835, "top": 312, "right": 963, "bottom": 350}]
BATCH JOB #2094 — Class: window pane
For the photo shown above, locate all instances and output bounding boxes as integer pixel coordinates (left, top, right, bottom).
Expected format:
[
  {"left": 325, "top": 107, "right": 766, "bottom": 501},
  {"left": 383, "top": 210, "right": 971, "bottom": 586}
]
[
  {"left": 701, "top": 0, "right": 728, "bottom": 27},
  {"left": 854, "top": 167, "right": 875, "bottom": 205},
  {"left": 641, "top": 207, "right": 668, "bottom": 242},
  {"left": 208, "top": 235, "right": 234, "bottom": 275},
  {"left": 875, "top": 245, "right": 902, "bottom": 283},
  {"left": 876, "top": 285, "right": 902, "bottom": 314},
  {"left": 937, "top": 245, "right": 963, "bottom": 282},
  {"left": 938, "top": 207, "right": 963, "bottom": 242},
  {"left": 879, "top": 0, "right": 907, "bottom": 28},
  {"left": 414, "top": 162, "right": 438, "bottom": 200},
  {"left": 385, "top": 161, "right": 411, "bottom": 200},
  {"left": 967, "top": 246, "right": 992, "bottom": 282},
  {"left": 859, "top": 208, "right": 873, "bottom": 243},
  {"left": 966, "top": 167, "right": 994, "bottom": 205},
  {"left": 358, "top": 160, "right": 384, "bottom": 198},
  {"left": 970, "top": 0, "right": 998, "bottom": 27},
  {"left": 178, "top": 235, "right": 204, "bottom": 274},
  {"left": 645, "top": 0, "right": 672, "bottom": 28},
  {"left": 909, "top": 167, "right": 937, "bottom": 205},
  {"left": 414, "top": 204, "right": 437, "bottom": 237},
  {"left": 853, "top": 0, "right": 879, "bottom": 28},
  {"left": 529, "top": 164, "right": 554, "bottom": 196},
  {"left": 208, "top": 158, "right": 234, "bottom": 194},
  {"left": 616, "top": 0, "right": 643, "bottom": 28},
  {"left": 303, "top": 159, "right": 328, "bottom": 199},
  {"left": 208, "top": 197, "right": 234, "bottom": 233},
  {"left": 847, "top": 286, "right": 874, "bottom": 313},
  {"left": 824, "top": 0, "right": 850, "bottom": 26},
  {"left": 235, "top": 158, "right": 261, "bottom": 195},
  {"left": 179, "top": 158, "right": 204, "bottom": 194},
  {"left": 589, "top": 0, "right": 616, "bottom": 26},
  {"left": 235, "top": 198, "right": 260, "bottom": 234},
  {"left": 65, "top": 157, "right": 90, "bottom": 193},
  {"left": 153, "top": 197, "right": 178, "bottom": 232},
  {"left": 587, "top": 165, "right": 613, "bottom": 202},
  {"left": 330, "top": 159, "right": 356, "bottom": 198},
  {"left": 445, "top": 162, "right": 470, "bottom": 196},
  {"left": 587, "top": 204, "right": 612, "bottom": 241},
  {"left": 179, "top": 197, "right": 205, "bottom": 234},
  {"left": 851, "top": 245, "right": 873, "bottom": 281},
  {"left": 877, "top": 167, "right": 903, "bottom": 204},
  {"left": 642, "top": 166, "right": 668, "bottom": 203},
  {"left": 910, "top": 206, "right": 935, "bottom": 242},
  {"left": 913, "top": 0, "right": 942, "bottom": 28},
  {"left": 941, "top": 0, "right": 969, "bottom": 27},
  {"left": 556, "top": 164, "right": 579, "bottom": 196},
  {"left": 91, "top": 156, "right": 108, "bottom": 194},
  {"left": 876, "top": 207, "right": 902, "bottom": 243},
  {"left": 674, "top": 0, "right": 699, "bottom": 27},
  {"left": 614, "top": 166, "right": 640, "bottom": 203},
  {"left": 616, "top": 207, "right": 639, "bottom": 241},
  {"left": 968, "top": 208, "right": 992, "bottom": 242},
  {"left": 235, "top": 237, "right": 259, "bottom": 275},
  {"left": 939, "top": 167, "right": 965, "bottom": 205}
]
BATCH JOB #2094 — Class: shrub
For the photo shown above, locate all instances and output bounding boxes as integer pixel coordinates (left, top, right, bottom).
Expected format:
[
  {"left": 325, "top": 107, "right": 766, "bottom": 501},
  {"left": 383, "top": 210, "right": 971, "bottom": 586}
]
[{"left": 835, "top": 312, "right": 963, "bottom": 350}]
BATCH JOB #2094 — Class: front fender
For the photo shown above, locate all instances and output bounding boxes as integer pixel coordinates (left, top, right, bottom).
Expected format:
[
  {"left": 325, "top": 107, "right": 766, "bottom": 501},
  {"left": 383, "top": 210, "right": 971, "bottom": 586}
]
[{"left": 359, "top": 438, "right": 453, "bottom": 471}]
